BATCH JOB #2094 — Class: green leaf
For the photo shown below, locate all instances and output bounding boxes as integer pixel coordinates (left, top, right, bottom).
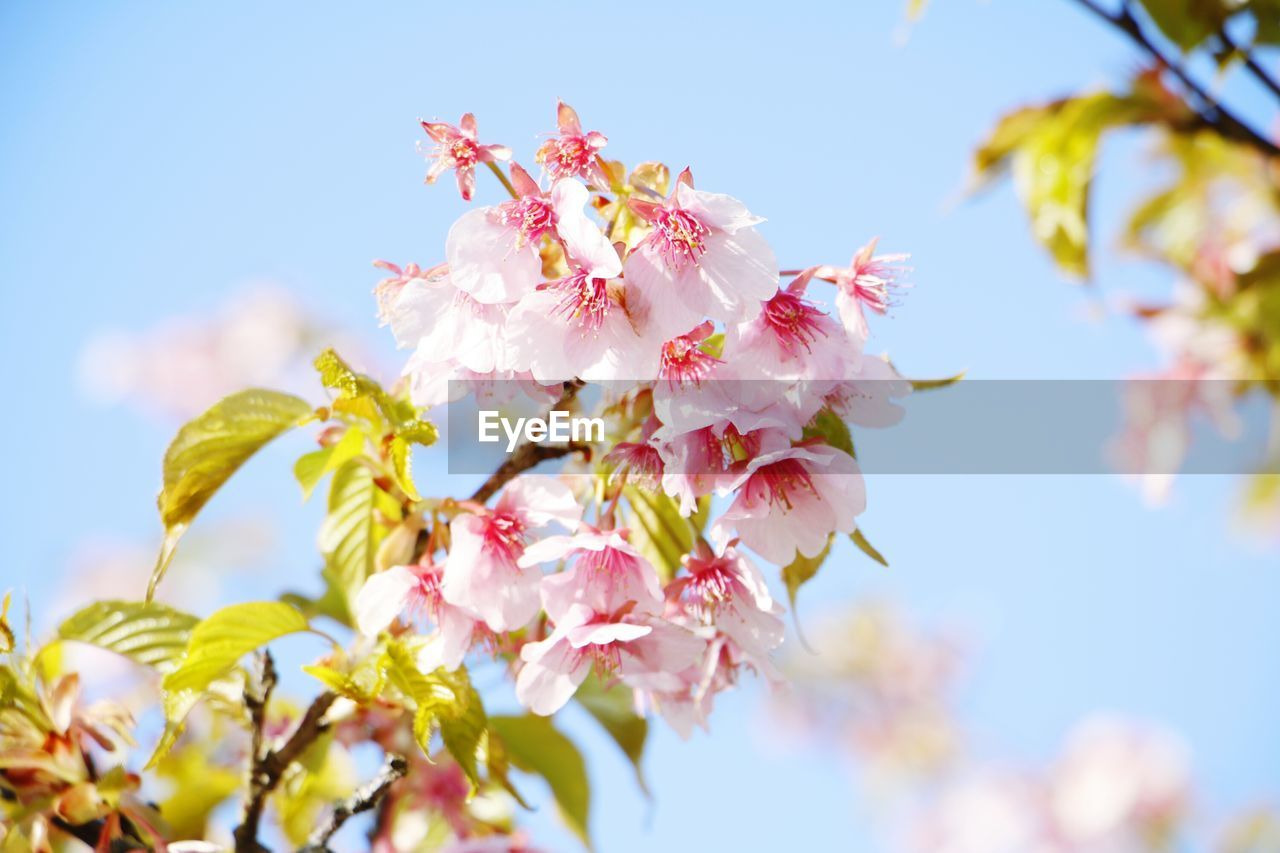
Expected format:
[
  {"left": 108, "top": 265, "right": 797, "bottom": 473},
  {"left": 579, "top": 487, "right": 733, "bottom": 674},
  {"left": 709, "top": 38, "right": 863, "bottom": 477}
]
[
  {"left": 490, "top": 714, "right": 592, "bottom": 849},
  {"left": 621, "top": 486, "right": 704, "bottom": 584},
  {"left": 57, "top": 600, "right": 199, "bottom": 673},
  {"left": 385, "top": 642, "right": 488, "bottom": 791},
  {"left": 162, "top": 602, "right": 309, "bottom": 698},
  {"left": 319, "top": 459, "right": 383, "bottom": 621},
  {"left": 850, "top": 529, "right": 889, "bottom": 567},
  {"left": 909, "top": 371, "right": 966, "bottom": 392},
  {"left": 1135, "top": 0, "right": 1227, "bottom": 51},
  {"left": 574, "top": 675, "right": 649, "bottom": 795},
  {"left": 781, "top": 536, "right": 834, "bottom": 609},
  {"left": 975, "top": 92, "right": 1170, "bottom": 279},
  {"left": 294, "top": 426, "right": 366, "bottom": 501},
  {"left": 149, "top": 389, "right": 314, "bottom": 599},
  {"left": 315, "top": 348, "right": 437, "bottom": 446},
  {"left": 387, "top": 434, "right": 420, "bottom": 501},
  {"left": 802, "top": 407, "right": 854, "bottom": 458}
]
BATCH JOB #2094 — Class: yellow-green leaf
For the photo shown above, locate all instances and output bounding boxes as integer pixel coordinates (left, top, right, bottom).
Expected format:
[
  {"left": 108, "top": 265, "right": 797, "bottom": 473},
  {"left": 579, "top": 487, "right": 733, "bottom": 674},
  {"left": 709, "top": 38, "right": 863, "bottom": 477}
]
[
  {"left": 782, "top": 536, "right": 834, "bottom": 609},
  {"left": 850, "top": 529, "right": 889, "bottom": 567},
  {"left": 1136, "top": 0, "right": 1227, "bottom": 51},
  {"left": 163, "top": 602, "right": 309, "bottom": 698},
  {"left": 975, "top": 92, "right": 1170, "bottom": 279},
  {"left": 315, "top": 348, "right": 437, "bottom": 446},
  {"left": 150, "top": 389, "right": 313, "bottom": 599},
  {"left": 802, "top": 407, "right": 854, "bottom": 458},
  {"left": 385, "top": 642, "right": 487, "bottom": 791},
  {"left": 294, "top": 426, "right": 366, "bottom": 501},
  {"left": 489, "top": 714, "right": 592, "bottom": 849},
  {"left": 57, "top": 600, "right": 199, "bottom": 673},
  {"left": 319, "top": 459, "right": 383, "bottom": 621},
  {"left": 621, "top": 487, "right": 704, "bottom": 584},
  {"left": 574, "top": 675, "right": 648, "bottom": 795},
  {"left": 909, "top": 371, "right": 966, "bottom": 392}
]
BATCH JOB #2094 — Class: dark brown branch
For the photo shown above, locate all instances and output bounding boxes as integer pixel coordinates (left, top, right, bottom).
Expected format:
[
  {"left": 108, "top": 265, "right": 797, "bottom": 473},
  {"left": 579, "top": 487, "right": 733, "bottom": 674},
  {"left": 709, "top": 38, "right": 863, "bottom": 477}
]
[
  {"left": 1069, "top": 0, "right": 1280, "bottom": 158},
  {"left": 468, "top": 380, "right": 591, "bottom": 504},
  {"left": 1217, "top": 26, "right": 1280, "bottom": 105},
  {"left": 233, "top": 687, "right": 338, "bottom": 853},
  {"left": 299, "top": 754, "right": 408, "bottom": 852}
]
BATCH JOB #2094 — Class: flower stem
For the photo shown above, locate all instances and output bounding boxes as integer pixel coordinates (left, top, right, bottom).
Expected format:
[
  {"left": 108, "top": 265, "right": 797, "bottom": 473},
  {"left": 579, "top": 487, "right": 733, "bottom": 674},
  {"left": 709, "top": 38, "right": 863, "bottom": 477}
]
[{"left": 487, "top": 161, "right": 519, "bottom": 199}]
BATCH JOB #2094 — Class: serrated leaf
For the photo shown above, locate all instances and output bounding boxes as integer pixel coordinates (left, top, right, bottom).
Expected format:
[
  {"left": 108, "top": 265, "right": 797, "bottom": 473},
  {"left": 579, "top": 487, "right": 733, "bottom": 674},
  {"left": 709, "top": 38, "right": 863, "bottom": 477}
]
[
  {"left": 163, "top": 602, "right": 309, "bottom": 698},
  {"left": 782, "top": 536, "right": 833, "bottom": 609},
  {"left": 319, "top": 459, "right": 382, "bottom": 621},
  {"left": 850, "top": 529, "right": 889, "bottom": 567},
  {"left": 57, "top": 600, "right": 199, "bottom": 673},
  {"left": 489, "top": 714, "right": 592, "bottom": 850},
  {"left": 621, "top": 486, "right": 702, "bottom": 584},
  {"left": 574, "top": 676, "right": 648, "bottom": 795},
  {"left": 385, "top": 642, "right": 487, "bottom": 791},
  {"left": 315, "top": 348, "right": 437, "bottom": 446},
  {"left": 149, "top": 389, "right": 313, "bottom": 599}
]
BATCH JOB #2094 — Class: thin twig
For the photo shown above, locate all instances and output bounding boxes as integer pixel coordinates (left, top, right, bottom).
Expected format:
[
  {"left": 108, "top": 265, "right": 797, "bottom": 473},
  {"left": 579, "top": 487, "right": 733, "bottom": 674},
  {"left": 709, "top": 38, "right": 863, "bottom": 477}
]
[
  {"left": 300, "top": 754, "right": 409, "bottom": 852},
  {"left": 1069, "top": 0, "right": 1280, "bottom": 158},
  {"left": 232, "top": 689, "right": 338, "bottom": 852},
  {"left": 469, "top": 381, "right": 592, "bottom": 504}
]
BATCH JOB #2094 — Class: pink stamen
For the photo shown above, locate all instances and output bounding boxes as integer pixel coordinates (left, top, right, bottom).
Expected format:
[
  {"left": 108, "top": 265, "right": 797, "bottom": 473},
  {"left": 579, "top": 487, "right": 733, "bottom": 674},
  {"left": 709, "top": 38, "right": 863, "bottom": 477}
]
[
  {"left": 743, "top": 458, "right": 817, "bottom": 510},
  {"left": 547, "top": 272, "right": 612, "bottom": 333},
  {"left": 762, "top": 290, "right": 827, "bottom": 355},
  {"left": 652, "top": 207, "right": 710, "bottom": 270},
  {"left": 498, "top": 195, "right": 558, "bottom": 247},
  {"left": 660, "top": 333, "right": 721, "bottom": 387}
]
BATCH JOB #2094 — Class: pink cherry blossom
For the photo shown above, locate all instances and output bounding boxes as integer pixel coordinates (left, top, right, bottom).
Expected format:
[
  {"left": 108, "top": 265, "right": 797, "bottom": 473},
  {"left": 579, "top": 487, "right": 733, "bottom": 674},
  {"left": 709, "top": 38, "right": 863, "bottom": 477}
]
[
  {"left": 723, "top": 268, "right": 854, "bottom": 381},
  {"left": 520, "top": 528, "right": 664, "bottom": 618},
  {"left": 442, "top": 477, "right": 582, "bottom": 632},
  {"left": 623, "top": 169, "right": 779, "bottom": 337},
  {"left": 604, "top": 440, "right": 665, "bottom": 492},
  {"left": 815, "top": 238, "right": 910, "bottom": 348},
  {"left": 712, "top": 441, "right": 865, "bottom": 564},
  {"left": 659, "top": 321, "right": 722, "bottom": 389},
  {"left": 535, "top": 100, "right": 609, "bottom": 187},
  {"left": 446, "top": 175, "right": 613, "bottom": 305},
  {"left": 515, "top": 602, "right": 704, "bottom": 715},
  {"left": 668, "top": 542, "right": 784, "bottom": 665},
  {"left": 824, "top": 353, "right": 911, "bottom": 428},
  {"left": 354, "top": 561, "right": 484, "bottom": 671},
  {"left": 420, "top": 114, "right": 511, "bottom": 201},
  {"left": 655, "top": 424, "right": 771, "bottom": 516}
]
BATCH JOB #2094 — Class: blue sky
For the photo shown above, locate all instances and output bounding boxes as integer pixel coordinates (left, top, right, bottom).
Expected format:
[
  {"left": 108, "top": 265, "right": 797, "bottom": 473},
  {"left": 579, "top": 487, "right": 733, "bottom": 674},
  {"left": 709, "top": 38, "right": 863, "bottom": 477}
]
[{"left": 2, "top": 1, "right": 1278, "bottom": 850}]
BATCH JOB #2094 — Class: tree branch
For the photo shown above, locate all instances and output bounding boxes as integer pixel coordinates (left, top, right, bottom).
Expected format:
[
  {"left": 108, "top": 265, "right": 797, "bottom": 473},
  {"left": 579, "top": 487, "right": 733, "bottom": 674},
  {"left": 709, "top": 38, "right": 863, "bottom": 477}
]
[
  {"left": 1069, "top": 0, "right": 1280, "bottom": 158},
  {"left": 232, "top": 680, "right": 338, "bottom": 853},
  {"left": 468, "top": 380, "right": 592, "bottom": 504},
  {"left": 299, "top": 754, "right": 408, "bottom": 852},
  {"left": 1218, "top": 26, "right": 1280, "bottom": 105}
]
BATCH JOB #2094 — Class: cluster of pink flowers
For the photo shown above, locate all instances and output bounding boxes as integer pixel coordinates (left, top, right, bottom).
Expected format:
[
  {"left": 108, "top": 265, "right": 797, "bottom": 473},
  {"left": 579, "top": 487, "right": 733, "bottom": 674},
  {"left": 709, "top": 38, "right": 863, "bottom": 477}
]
[{"left": 364, "top": 102, "right": 912, "bottom": 733}]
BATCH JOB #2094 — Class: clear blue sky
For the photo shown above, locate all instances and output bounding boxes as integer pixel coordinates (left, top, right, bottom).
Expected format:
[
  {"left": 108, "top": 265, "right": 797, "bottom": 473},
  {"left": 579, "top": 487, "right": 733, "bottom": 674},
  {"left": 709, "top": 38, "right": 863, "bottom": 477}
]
[{"left": 2, "top": 1, "right": 1277, "bottom": 850}]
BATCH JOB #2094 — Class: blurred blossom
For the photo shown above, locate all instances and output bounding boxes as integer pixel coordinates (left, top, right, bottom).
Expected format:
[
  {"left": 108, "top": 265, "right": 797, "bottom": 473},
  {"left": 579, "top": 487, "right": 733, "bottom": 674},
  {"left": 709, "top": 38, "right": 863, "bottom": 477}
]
[
  {"left": 777, "top": 603, "right": 1267, "bottom": 853},
  {"left": 76, "top": 284, "right": 370, "bottom": 420},
  {"left": 1047, "top": 717, "right": 1190, "bottom": 849},
  {"left": 773, "top": 602, "right": 965, "bottom": 782}
]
